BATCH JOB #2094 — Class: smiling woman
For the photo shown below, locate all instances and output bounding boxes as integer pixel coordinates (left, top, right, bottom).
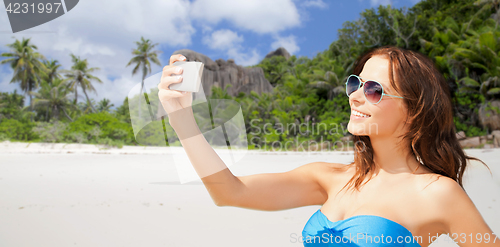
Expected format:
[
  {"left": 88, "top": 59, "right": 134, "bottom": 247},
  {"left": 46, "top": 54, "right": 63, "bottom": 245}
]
[{"left": 157, "top": 47, "right": 499, "bottom": 247}]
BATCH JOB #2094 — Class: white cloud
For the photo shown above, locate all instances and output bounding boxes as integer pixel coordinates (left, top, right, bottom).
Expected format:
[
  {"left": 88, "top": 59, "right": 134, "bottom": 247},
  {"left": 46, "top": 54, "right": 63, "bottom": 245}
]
[
  {"left": 0, "top": 0, "right": 194, "bottom": 106},
  {"left": 200, "top": 23, "right": 214, "bottom": 34},
  {"left": 203, "top": 29, "right": 260, "bottom": 66},
  {"left": 368, "top": 0, "right": 392, "bottom": 6},
  {"left": 227, "top": 49, "right": 261, "bottom": 66},
  {"left": 92, "top": 74, "right": 139, "bottom": 107},
  {"left": 203, "top": 29, "right": 243, "bottom": 50},
  {"left": 0, "top": 0, "right": 314, "bottom": 105},
  {"left": 190, "top": 0, "right": 301, "bottom": 34},
  {"left": 301, "top": 0, "right": 328, "bottom": 8},
  {"left": 271, "top": 35, "right": 300, "bottom": 54}
]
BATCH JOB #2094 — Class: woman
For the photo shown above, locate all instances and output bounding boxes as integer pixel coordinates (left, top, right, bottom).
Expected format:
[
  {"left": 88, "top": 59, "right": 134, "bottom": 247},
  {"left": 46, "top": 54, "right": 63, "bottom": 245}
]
[{"left": 157, "top": 46, "right": 499, "bottom": 246}]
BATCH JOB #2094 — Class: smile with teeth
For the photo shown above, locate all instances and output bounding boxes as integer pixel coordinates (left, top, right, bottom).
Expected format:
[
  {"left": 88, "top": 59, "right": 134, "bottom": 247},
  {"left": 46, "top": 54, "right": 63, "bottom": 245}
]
[{"left": 352, "top": 109, "right": 371, "bottom": 118}]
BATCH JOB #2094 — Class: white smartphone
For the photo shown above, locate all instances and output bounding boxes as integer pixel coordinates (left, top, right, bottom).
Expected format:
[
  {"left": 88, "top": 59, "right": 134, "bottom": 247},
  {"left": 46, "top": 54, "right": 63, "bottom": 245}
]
[{"left": 169, "top": 61, "right": 204, "bottom": 92}]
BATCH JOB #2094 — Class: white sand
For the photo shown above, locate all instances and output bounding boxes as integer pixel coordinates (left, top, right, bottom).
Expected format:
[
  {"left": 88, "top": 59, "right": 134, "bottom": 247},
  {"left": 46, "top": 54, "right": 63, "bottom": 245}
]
[{"left": 0, "top": 142, "right": 499, "bottom": 247}]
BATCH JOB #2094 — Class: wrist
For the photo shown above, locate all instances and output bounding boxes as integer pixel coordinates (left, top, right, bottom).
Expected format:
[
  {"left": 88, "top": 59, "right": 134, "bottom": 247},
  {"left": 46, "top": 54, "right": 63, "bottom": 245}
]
[{"left": 168, "top": 107, "right": 202, "bottom": 139}]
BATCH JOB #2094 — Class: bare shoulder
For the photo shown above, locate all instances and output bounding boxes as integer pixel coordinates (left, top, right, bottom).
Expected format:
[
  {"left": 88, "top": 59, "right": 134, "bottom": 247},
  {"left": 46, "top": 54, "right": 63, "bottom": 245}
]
[
  {"left": 419, "top": 174, "right": 466, "bottom": 200},
  {"left": 417, "top": 174, "right": 496, "bottom": 237},
  {"left": 418, "top": 174, "right": 477, "bottom": 227},
  {"left": 418, "top": 174, "right": 467, "bottom": 207}
]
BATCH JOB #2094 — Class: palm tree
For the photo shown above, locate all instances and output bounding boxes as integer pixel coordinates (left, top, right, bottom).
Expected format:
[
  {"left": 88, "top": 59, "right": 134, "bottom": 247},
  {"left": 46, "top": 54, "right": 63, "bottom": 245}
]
[
  {"left": 306, "top": 56, "right": 347, "bottom": 101},
  {"left": 43, "top": 59, "right": 62, "bottom": 84},
  {"left": 63, "top": 54, "right": 102, "bottom": 113},
  {"left": 78, "top": 99, "right": 96, "bottom": 115},
  {"left": 126, "top": 37, "right": 162, "bottom": 118},
  {"left": 308, "top": 69, "right": 346, "bottom": 100},
  {"left": 0, "top": 38, "right": 46, "bottom": 121},
  {"left": 269, "top": 63, "right": 291, "bottom": 86},
  {"left": 31, "top": 78, "right": 74, "bottom": 121},
  {"left": 40, "top": 59, "right": 62, "bottom": 119},
  {"left": 96, "top": 98, "right": 114, "bottom": 113}
]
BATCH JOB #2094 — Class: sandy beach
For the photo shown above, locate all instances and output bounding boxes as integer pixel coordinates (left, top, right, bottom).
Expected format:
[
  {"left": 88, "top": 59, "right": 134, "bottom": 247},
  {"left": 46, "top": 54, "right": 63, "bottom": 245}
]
[{"left": 0, "top": 142, "right": 499, "bottom": 247}]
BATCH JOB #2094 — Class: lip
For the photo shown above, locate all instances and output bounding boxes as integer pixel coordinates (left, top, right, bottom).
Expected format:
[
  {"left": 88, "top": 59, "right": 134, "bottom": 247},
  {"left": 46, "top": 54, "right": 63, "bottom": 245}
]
[
  {"left": 350, "top": 108, "right": 371, "bottom": 121},
  {"left": 351, "top": 108, "right": 371, "bottom": 116},
  {"left": 350, "top": 114, "right": 370, "bottom": 121}
]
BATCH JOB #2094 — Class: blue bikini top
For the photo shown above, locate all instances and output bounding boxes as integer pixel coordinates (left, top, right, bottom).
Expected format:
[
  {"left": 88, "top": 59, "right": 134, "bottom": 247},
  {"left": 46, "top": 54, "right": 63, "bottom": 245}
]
[{"left": 302, "top": 209, "right": 422, "bottom": 246}]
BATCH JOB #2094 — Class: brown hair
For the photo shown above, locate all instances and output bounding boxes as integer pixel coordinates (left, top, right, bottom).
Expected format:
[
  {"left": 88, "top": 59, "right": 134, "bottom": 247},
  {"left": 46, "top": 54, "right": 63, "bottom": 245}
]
[{"left": 340, "top": 46, "right": 488, "bottom": 193}]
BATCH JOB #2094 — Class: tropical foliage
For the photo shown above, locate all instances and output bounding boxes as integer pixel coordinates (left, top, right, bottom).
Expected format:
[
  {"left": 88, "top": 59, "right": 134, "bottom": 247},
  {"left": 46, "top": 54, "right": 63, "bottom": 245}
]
[
  {"left": 1, "top": 0, "right": 499, "bottom": 150},
  {"left": 0, "top": 38, "right": 46, "bottom": 120},
  {"left": 63, "top": 54, "right": 102, "bottom": 112}
]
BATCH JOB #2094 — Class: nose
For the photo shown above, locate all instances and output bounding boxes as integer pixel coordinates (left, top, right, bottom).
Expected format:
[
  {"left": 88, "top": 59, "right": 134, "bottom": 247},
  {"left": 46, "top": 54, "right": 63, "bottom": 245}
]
[{"left": 349, "top": 83, "right": 365, "bottom": 105}]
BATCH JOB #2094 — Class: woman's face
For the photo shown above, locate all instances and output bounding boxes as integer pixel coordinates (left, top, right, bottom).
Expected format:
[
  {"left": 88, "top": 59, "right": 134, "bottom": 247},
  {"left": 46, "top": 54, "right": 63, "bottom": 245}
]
[{"left": 347, "top": 55, "right": 408, "bottom": 138}]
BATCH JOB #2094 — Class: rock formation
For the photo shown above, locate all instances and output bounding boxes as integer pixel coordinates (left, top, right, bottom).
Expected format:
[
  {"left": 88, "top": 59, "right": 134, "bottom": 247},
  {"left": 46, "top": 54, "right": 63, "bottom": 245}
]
[
  {"left": 265, "top": 47, "right": 291, "bottom": 60},
  {"left": 172, "top": 49, "right": 274, "bottom": 97},
  {"left": 479, "top": 100, "right": 500, "bottom": 131}
]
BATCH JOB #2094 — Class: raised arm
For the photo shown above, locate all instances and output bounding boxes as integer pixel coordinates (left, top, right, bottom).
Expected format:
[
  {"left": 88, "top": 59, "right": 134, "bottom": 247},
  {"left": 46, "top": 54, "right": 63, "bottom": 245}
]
[
  {"left": 158, "top": 54, "right": 331, "bottom": 211},
  {"left": 165, "top": 91, "right": 329, "bottom": 210},
  {"left": 227, "top": 162, "right": 330, "bottom": 210}
]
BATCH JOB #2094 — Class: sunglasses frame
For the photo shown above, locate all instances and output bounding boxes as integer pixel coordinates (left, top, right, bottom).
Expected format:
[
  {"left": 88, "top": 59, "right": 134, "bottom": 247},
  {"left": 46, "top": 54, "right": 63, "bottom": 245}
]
[{"left": 345, "top": 74, "right": 404, "bottom": 104}]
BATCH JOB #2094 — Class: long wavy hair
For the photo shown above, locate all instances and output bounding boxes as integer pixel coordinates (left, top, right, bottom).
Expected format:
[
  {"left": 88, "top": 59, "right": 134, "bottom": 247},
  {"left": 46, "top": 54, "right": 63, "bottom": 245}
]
[{"left": 340, "top": 46, "right": 488, "bottom": 193}]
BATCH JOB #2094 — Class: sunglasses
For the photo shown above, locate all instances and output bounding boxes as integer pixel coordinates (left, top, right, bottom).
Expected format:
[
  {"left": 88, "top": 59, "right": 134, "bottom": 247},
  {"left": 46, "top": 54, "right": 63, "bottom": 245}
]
[{"left": 345, "top": 74, "right": 404, "bottom": 104}]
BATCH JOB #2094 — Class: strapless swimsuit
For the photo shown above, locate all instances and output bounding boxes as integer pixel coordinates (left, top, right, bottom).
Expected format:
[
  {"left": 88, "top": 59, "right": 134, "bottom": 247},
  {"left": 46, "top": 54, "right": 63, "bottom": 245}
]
[{"left": 302, "top": 209, "right": 422, "bottom": 246}]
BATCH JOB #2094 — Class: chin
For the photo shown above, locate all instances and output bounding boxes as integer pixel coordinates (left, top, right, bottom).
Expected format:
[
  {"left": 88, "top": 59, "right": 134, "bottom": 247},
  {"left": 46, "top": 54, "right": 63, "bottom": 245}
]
[{"left": 347, "top": 121, "right": 368, "bottom": 136}]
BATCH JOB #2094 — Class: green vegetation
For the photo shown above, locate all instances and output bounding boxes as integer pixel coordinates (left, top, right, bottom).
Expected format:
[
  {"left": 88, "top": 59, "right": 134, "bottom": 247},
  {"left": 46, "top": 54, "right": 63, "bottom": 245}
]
[
  {"left": 0, "top": 38, "right": 45, "bottom": 122},
  {"left": 248, "top": 0, "right": 500, "bottom": 149},
  {"left": 1, "top": 0, "right": 499, "bottom": 150}
]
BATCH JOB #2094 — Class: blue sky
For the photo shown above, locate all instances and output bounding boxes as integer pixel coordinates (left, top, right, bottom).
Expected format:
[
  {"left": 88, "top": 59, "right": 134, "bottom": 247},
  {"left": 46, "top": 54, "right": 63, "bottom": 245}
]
[
  {"left": 0, "top": 0, "right": 421, "bottom": 107},
  {"left": 180, "top": 0, "right": 422, "bottom": 62}
]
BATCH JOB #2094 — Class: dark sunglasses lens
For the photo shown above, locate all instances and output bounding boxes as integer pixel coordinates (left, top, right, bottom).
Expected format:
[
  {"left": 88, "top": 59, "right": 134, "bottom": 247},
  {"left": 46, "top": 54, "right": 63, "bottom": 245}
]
[
  {"left": 346, "top": 76, "right": 360, "bottom": 96},
  {"left": 364, "top": 81, "right": 383, "bottom": 103}
]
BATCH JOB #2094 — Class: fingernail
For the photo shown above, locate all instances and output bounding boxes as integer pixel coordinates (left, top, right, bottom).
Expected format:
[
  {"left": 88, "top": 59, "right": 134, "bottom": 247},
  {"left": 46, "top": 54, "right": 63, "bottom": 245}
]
[
  {"left": 183, "top": 91, "right": 187, "bottom": 94},
  {"left": 176, "top": 75, "right": 182, "bottom": 80},
  {"left": 176, "top": 67, "right": 182, "bottom": 73},
  {"left": 180, "top": 56, "right": 186, "bottom": 60}
]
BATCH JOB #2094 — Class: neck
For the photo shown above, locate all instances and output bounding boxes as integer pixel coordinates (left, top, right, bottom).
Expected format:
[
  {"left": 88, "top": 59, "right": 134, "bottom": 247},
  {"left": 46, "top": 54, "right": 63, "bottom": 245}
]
[{"left": 369, "top": 135, "right": 420, "bottom": 175}]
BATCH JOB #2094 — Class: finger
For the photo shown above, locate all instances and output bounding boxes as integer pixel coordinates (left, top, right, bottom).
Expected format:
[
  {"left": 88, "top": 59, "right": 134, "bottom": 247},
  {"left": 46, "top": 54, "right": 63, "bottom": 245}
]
[
  {"left": 158, "top": 89, "right": 186, "bottom": 100},
  {"left": 161, "top": 65, "right": 183, "bottom": 79},
  {"left": 158, "top": 74, "right": 183, "bottom": 90},
  {"left": 169, "top": 54, "right": 187, "bottom": 65}
]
